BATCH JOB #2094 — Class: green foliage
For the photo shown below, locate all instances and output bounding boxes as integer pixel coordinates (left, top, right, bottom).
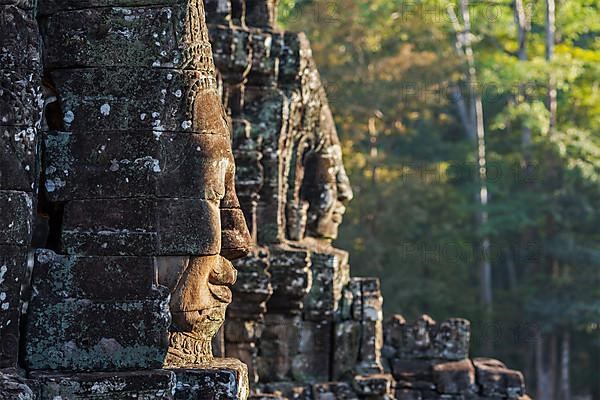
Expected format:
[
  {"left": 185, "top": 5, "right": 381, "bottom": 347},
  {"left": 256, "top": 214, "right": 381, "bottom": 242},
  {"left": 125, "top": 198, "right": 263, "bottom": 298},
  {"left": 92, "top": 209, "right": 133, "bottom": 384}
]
[{"left": 281, "top": 0, "right": 600, "bottom": 396}]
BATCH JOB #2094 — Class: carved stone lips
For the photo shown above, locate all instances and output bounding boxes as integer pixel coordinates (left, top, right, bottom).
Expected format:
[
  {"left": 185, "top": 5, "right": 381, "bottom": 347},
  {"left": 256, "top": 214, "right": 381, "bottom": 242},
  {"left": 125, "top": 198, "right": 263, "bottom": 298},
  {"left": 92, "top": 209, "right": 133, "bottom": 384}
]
[
  {"left": 208, "top": 282, "right": 233, "bottom": 304},
  {"left": 332, "top": 211, "right": 343, "bottom": 224}
]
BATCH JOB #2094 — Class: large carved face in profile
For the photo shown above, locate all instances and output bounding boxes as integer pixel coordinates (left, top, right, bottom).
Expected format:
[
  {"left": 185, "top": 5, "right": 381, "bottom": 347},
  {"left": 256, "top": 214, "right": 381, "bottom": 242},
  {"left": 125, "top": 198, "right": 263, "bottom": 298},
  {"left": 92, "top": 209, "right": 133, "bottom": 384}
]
[
  {"left": 301, "top": 144, "right": 353, "bottom": 241},
  {"left": 155, "top": 24, "right": 251, "bottom": 366},
  {"left": 149, "top": 0, "right": 253, "bottom": 366},
  {"left": 156, "top": 91, "right": 252, "bottom": 364},
  {"left": 300, "top": 104, "right": 353, "bottom": 241}
]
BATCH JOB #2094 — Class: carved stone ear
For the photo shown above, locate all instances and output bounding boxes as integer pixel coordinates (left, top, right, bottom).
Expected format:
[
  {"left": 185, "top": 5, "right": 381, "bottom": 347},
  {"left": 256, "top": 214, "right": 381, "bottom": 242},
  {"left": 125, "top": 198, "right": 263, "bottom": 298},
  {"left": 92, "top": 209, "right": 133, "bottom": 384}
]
[{"left": 191, "top": 86, "right": 230, "bottom": 134}]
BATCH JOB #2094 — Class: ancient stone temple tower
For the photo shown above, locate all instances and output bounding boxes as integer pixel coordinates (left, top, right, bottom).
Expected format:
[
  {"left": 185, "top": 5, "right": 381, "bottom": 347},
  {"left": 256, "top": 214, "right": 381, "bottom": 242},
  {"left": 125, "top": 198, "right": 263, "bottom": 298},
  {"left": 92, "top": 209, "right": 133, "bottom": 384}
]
[
  {"left": 1, "top": 0, "right": 253, "bottom": 397},
  {"left": 1, "top": 0, "right": 530, "bottom": 399}
]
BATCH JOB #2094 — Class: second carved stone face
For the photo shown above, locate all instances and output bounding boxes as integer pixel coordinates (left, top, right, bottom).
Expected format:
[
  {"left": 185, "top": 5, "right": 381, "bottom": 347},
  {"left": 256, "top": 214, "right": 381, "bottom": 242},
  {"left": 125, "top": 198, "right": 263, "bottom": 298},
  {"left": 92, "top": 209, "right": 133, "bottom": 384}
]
[{"left": 302, "top": 144, "right": 353, "bottom": 241}]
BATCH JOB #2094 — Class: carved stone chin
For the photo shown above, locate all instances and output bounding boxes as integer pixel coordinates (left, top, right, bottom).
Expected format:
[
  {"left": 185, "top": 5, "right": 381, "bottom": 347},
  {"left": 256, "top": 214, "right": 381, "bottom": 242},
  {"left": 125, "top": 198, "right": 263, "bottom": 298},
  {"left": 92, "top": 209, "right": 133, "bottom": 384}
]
[
  {"left": 165, "top": 306, "right": 228, "bottom": 367},
  {"left": 157, "top": 254, "right": 238, "bottom": 366}
]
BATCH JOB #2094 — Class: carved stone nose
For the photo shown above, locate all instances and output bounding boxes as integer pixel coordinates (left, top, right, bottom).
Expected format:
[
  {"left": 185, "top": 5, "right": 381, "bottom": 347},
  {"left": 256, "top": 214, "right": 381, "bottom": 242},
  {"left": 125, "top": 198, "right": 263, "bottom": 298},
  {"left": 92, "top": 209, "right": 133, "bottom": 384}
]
[{"left": 209, "top": 256, "right": 237, "bottom": 286}]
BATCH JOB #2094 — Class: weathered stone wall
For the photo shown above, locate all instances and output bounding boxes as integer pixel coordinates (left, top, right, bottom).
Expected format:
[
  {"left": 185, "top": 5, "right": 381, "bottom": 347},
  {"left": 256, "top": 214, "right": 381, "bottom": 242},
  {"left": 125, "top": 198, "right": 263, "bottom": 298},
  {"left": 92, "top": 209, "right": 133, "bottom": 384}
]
[
  {"left": 384, "top": 315, "right": 528, "bottom": 400},
  {"left": 0, "top": 0, "right": 43, "bottom": 371}
]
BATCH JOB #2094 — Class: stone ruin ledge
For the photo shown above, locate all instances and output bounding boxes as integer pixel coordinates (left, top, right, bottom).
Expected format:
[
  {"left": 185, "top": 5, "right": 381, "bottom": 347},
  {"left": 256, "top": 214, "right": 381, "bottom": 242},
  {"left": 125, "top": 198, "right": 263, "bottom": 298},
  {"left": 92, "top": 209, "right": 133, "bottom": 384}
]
[
  {"left": 1, "top": 358, "right": 249, "bottom": 399},
  {"left": 384, "top": 315, "right": 530, "bottom": 400}
]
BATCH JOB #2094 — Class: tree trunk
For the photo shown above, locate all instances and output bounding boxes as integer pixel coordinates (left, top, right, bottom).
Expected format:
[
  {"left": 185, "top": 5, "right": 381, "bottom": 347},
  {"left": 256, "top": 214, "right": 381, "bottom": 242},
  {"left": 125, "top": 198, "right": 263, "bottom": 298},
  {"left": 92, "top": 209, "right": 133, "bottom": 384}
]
[
  {"left": 560, "top": 331, "right": 571, "bottom": 400},
  {"left": 368, "top": 116, "right": 379, "bottom": 236},
  {"left": 460, "top": 0, "right": 493, "bottom": 313},
  {"left": 536, "top": 329, "right": 561, "bottom": 400},
  {"left": 536, "top": 330, "right": 551, "bottom": 400},
  {"left": 550, "top": 333, "right": 558, "bottom": 400},
  {"left": 545, "top": 0, "right": 557, "bottom": 134},
  {"left": 447, "top": 0, "right": 493, "bottom": 319},
  {"left": 504, "top": 248, "right": 517, "bottom": 290},
  {"left": 514, "top": 0, "right": 528, "bottom": 61},
  {"left": 514, "top": 0, "right": 532, "bottom": 164}
]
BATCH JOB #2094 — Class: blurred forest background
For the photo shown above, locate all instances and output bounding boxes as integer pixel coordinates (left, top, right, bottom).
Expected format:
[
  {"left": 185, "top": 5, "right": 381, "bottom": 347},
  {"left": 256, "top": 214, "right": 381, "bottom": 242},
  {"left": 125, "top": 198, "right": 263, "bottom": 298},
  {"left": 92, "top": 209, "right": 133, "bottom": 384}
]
[{"left": 278, "top": 0, "right": 599, "bottom": 398}]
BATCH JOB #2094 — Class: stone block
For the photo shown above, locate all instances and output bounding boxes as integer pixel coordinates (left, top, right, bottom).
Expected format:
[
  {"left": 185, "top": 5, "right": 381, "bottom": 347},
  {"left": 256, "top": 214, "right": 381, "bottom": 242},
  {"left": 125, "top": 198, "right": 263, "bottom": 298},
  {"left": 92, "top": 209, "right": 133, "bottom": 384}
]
[
  {"left": 258, "top": 381, "right": 311, "bottom": 400},
  {"left": 0, "top": 126, "right": 38, "bottom": 191},
  {"left": 0, "top": 371, "right": 37, "bottom": 399},
  {"left": 24, "top": 286, "right": 170, "bottom": 371},
  {"left": 61, "top": 197, "right": 221, "bottom": 256},
  {"left": 249, "top": 396, "right": 285, "bottom": 400},
  {"left": 230, "top": 252, "right": 272, "bottom": 312},
  {"left": 332, "top": 320, "right": 361, "bottom": 380},
  {"left": 0, "top": 0, "right": 35, "bottom": 10},
  {"left": 348, "top": 278, "right": 363, "bottom": 321},
  {"left": 395, "top": 380, "right": 436, "bottom": 391},
  {"left": 225, "top": 341, "right": 258, "bottom": 385},
  {"left": 209, "top": 25, "right": 252, "bottom": 83},
  {"left": 383, "top": 314, "right": 406, "bottom": 354},
  {"left": 357, "top": 319, "right": 384, "bottom": 375},
  {"left": 291, "top": 320, "right": 332, "bottom": 383},
  {"left": 246, "top": 31, "right": 282, "bottom": 86},
  {"left": 337, "top": 284, "right": 355, "bottom": 321},
  {"left": 173, "top": 358, "right": 249, "bottom": 399},
  {"left": 225, "top": 319, "right": 262, "bottom": 343},
  {"left": 432, "top": 318, "right": 470, "bottom": 361},
  {"left": 0, "top": 5, "right": 41, "bottom": 70},
  {"left": 227, "top": 297, "right": 268, "bottom": 320},
  {"left": 352, "top": 374, "right": 394, "bottom": 397},
  {"left": 0, "top": 246, "right": 28, "bottom": 368},
  {"left": 232, "top": 119, "right": 263, "bottom": 192},
  {"left": 245, "top": 0, "right": 278, "bottom": 29},
  {"left": 0, "top": 190, "right": 32, "bottom": 246},
  {"left": 278, "top": 32, "right": 310, "bottom": 85},
  {"left": 432, "top": 359, "right": 476, "bottom": 394},
  {"left": 303, "top": 247, "right": 349, "bottom": 321},
  {"left": 30, "top": 370, "right": 176, "bottom": 399},
  {"left": 312, "top": 381, "right": 358, "bottom": 400},
  {"left": 41, "top": 5, "right": 214, "bottom": 70},
  {"left": 0, "top": 68, "right": 42, "bottom": 127},
  {"left": 243, "top": 86, "right": 288, "bottom": 147},
  {"left": 390, "top": 359, "right": 433, "bottom": 383},
  {"left": 228, "top": 0, "right": 245, "bottom": 25},
  {"left": 37, "top": 0, "right": 202, "bottom": 15},
  {"left": 44, "top": 131, "right": 232, "bottom": 201},
  {"left": 395, "top": 315, "right": 470, "bottom": 361},
  {"left": 204, "top": 0, "right": 232, "bottom": 24},
  {"left": 395, "top": 389, "right": 422, "bottom": 400},
  {"left": 31, "top": 249, "right": 156, "bottom": 301},
  {"left": 256, "top": 314, "right": 301, "bottom": 381},
  {"left": 473, "top": 358, "right": 525, "bottom": 398},
  {"left": 360, "top": 277, "right": 383, "bottom": 322},
  {"left": 267, "top": 247, "right": 312, "bottom": 314},
  {"left": 49, "top": 68, "right": 222, "bottom": 134}
]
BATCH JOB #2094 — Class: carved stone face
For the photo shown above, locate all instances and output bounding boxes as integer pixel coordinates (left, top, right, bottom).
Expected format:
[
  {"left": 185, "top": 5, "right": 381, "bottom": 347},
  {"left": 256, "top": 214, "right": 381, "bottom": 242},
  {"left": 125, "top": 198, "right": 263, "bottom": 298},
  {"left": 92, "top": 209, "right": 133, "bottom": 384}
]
[
  {"left": 297, "top": 98, "right": 353, "bottom": 242},
  {"left": 302, "top": 143, "right": 353, "bottom": 241},
  {"left": 155, "top": 33, "right": 251, "bottom": 367},
  {"left": 156, "top": 106, "right": 251, "bottom": 366}
]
